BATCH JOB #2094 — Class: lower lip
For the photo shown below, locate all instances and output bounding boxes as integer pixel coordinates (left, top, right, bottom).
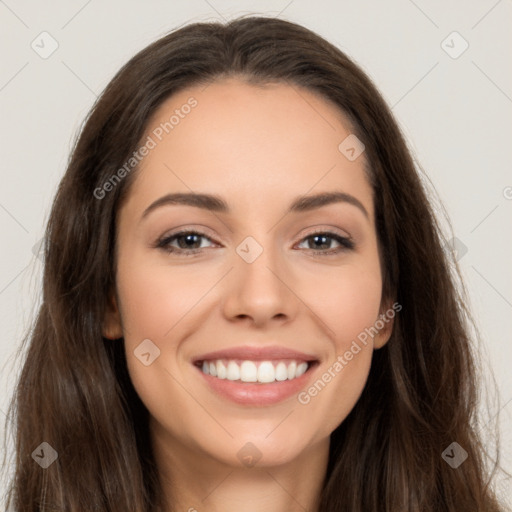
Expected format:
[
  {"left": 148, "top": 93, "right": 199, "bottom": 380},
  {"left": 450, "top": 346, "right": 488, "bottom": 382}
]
[{"left": 195, "top": 363, "right": 318, "bottom": 406}]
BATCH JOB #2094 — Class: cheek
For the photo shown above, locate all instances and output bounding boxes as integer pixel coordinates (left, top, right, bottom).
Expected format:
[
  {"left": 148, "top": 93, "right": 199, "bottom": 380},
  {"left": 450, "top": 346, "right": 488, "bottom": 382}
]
[
  {"left": 305, "top": 258, "right": 383, "bottom": 344},
  {"left": 116, "top": 260, "right": 202, "bottom": 438},
  {"left": 114, "top": 257, "right": 223, "bottom": 423},
  {"left": 302, "top": 347, "right": 373, "bottom": 444},
  {"left": 295, "top": 261, "right": 382, "bottom": 437},
  {"left": 116, "top": 257, "right": 213, "bottom": 340}
]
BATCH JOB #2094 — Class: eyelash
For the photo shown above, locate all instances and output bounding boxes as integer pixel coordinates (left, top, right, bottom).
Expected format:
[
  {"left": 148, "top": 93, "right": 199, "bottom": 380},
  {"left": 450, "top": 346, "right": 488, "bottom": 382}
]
[{"left": 155, "top": 229, "right": 355, "bottom": 257}]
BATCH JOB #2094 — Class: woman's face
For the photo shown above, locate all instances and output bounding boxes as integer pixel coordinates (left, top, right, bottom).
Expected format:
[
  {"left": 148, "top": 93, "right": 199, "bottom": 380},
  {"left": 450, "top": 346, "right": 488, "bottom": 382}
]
[{"left": 104, "top": 78, "right": 393, "bottom": 469}]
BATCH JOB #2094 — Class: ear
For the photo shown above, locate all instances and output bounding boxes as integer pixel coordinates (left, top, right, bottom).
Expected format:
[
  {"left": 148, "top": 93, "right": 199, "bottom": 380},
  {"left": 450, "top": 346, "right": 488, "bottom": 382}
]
[
  {"left": 373, "top": 298, "right": 397, "bottom": 350},
  {"left": 102, "top": 290, "right": 123, "bottom": 340}
]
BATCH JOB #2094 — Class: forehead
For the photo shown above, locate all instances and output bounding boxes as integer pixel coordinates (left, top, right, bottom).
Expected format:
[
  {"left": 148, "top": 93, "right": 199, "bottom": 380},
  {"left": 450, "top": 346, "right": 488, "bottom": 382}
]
[{"left": 122, "top": 78, "right": 373, "bottom": 220}]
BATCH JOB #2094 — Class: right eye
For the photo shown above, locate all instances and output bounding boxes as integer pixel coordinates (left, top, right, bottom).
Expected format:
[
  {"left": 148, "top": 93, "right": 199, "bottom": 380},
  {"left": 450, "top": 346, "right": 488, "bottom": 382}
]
[{"left": 156, "top": 230, "right": 217, "bottom": 256}]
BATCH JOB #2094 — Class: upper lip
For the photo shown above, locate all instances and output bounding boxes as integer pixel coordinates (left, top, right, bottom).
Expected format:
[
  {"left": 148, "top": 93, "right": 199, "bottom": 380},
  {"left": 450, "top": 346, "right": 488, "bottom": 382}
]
[{"left": 193, "top": 345, "right": 319, "bottom": 363}]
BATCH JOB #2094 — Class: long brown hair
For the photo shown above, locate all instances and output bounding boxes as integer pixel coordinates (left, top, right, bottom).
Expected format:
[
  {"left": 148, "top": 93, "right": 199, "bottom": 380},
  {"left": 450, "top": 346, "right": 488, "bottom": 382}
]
[{"left": 2, "top": 15, "right": 505, "bottom": 511}]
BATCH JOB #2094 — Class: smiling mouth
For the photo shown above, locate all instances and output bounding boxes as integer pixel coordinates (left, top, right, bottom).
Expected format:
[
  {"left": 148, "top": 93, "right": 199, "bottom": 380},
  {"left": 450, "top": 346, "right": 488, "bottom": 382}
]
[{"left": 194, "top": 359, "right": 317, "bottom": 384}]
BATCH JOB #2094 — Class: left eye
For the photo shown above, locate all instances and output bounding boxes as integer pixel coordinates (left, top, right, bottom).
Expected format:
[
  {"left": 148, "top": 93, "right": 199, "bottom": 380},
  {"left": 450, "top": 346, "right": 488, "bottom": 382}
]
[
  {"left": 296, "top": 232, "right": 354, "bottom": 253},
  {"left": 156, "top": 230, "right": 354, "bottom": 256}
]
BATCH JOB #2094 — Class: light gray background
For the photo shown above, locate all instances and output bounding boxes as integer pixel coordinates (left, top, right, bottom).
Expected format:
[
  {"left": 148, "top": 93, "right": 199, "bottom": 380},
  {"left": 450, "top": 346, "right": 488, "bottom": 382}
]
[{"left": 1, "top": 0, "right": 511, "bottom": 507}]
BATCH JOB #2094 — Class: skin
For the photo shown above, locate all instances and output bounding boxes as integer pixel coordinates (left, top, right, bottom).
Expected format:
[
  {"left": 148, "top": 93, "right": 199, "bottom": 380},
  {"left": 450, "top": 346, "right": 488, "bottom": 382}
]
[{"left": 103, "top": 78, "right": 394, "bottom": 512}]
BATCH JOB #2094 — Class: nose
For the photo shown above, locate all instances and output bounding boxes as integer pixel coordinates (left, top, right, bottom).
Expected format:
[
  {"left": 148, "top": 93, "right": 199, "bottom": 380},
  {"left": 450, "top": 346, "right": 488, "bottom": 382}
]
[{"left": 221, "top": 239, "right": 299, "bottom": 328}]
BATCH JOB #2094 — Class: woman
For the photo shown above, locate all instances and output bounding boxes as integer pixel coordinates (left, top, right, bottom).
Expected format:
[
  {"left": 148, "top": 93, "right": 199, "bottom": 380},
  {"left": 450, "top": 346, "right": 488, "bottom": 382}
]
[{"left": 3, "top": 15, "right": 505, "bottom": 511}]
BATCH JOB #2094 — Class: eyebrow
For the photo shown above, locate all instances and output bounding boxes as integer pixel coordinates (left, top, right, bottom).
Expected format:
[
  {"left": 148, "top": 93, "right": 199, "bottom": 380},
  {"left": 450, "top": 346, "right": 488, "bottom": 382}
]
[{"left": 141, "top": 190, "right": 369, "bottom": 220}]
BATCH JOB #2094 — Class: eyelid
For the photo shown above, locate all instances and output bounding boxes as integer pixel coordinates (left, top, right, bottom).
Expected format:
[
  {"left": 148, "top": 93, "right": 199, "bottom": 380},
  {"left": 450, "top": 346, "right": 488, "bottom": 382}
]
[
  {"left": 155, "top": 225, "right": 355, "bottom": 257},
  {"left": 299, "top": 225, "right": 352, "bottom": 240},
  {"left": 296, "top": 227, "right": 355, "bottom": 252},
  {"left": 156, "top": 224, "right": 220, "bottom": 243},
  {"left": 154, "top": 228, "right": 219, "bottom": 251}
]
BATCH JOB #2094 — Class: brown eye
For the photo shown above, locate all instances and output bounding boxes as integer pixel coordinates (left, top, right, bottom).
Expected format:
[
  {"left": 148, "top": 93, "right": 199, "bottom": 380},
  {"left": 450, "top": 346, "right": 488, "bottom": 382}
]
[
  {"left": 156, "top": 230, "right": 215, "bottom": 256},
  {"left": 296, "top": 231, "right": 354, "bottom": 255}
]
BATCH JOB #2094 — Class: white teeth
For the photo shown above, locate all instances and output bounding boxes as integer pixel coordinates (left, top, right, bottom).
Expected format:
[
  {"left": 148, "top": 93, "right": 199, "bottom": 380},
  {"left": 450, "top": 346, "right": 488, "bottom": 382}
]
[
  {"left": 226, "top": 361, "right": 240, "bottom": 381},
  {"left": 296, "top": 362, "right": 308, "bottom": 377},
  {"left": 216, "top": 360, "right": 227, "bottom": 379},
  {"left": 287, "top": 361, "right": 297, "bottom": 380},
  {"left": 199, "top": 359, "right": 311, "bottom": 383},
  {"left": 240, "top": 361, "right": 257, "bottom": 382},
  {"left": 257, "top": 361, "right": 275, "bottom": 383},
  {"left": 275, "top": 362, "right": 288, "bottom": 381}
]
